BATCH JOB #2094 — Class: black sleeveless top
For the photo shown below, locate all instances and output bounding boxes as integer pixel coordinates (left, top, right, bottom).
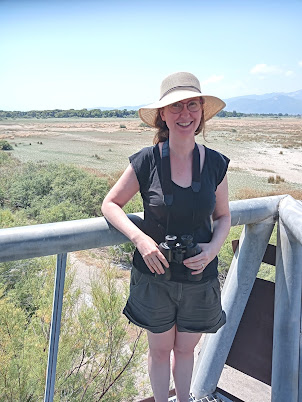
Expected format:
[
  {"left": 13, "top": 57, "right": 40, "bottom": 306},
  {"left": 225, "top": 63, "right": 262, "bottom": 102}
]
[{"left": 129, "top": 143, "right": 229, "bottom": 283}]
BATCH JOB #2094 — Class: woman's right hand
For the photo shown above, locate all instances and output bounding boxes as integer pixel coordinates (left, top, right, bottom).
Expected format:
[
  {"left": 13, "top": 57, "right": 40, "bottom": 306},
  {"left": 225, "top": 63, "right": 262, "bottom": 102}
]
[{"left": 135, "top": 234, "right": 169, "bottom": 275}]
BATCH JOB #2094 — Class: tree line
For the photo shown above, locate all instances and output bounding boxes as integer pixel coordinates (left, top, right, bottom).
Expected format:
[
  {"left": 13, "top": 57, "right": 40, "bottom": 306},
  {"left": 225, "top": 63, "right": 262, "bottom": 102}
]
[
  {"left": 0, "top": 108, "right": 139, "bottom": 119},
  {"left": 0, "top": 108, "right": 300, "bottom": 120},
  {"left": 217, "top": 110, "right": 299, "bottom": 118}
]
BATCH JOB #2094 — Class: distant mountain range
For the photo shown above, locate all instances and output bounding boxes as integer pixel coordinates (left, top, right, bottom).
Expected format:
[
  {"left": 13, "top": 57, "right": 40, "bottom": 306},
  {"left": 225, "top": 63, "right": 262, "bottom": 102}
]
[
  {"left": 92, "top": 89, "right": 302, "bottom": 115},
  {"left": 223, "top": 90, "right": 302, "bottom": 114}
]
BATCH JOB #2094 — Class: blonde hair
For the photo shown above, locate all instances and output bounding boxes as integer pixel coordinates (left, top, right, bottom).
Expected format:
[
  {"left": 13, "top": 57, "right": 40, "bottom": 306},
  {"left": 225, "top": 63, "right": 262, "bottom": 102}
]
[{"left": 152, "top": 99, "right": 205, "bottom": 144}]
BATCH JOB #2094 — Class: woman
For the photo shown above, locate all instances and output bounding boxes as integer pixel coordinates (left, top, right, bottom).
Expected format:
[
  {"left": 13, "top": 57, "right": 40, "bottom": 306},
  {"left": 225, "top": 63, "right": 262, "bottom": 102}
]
[{"left": 101, "top": 72, "right": 231, "bottom": 402}]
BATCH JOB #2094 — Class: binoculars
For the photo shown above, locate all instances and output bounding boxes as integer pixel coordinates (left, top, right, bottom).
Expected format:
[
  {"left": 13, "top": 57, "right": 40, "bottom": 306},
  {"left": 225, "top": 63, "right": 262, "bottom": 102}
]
[{"left": 155, "top": 234, "right": 203, "bottom": 281}]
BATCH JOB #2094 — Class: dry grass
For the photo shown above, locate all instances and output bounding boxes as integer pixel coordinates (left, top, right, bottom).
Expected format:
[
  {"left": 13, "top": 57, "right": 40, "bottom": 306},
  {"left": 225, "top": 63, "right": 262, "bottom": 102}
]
[
  {"left": 236, "top": 186, "right": 302, "bottom": 200},
  {"left": 255, "top": 168, "right": 275, "bottom": 173},
  {"left": 1, "top": 116, "right": 301, "bottom": 148},
  {"left": 1, "top": 117, "right": 302, "bottom": 198},
  {"left": 206, "top": 117, "right": 302, "bottom": 148},
  {"left": 81, "top": 167, "right": 124, "bottom": 188}
]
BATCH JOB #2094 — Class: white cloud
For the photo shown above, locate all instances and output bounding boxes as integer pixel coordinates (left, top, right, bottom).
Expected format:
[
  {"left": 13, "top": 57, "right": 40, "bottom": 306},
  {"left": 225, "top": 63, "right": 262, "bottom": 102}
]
[
  {"left": 285, "top": 70, "right": 294, "bottom": 76},
  {"left": 202, "top": 75, "right": 224, "bottom": 85},
  {"left": 299, "top": 61, "right": 302, "bottom": 67},
  {"left": 250, "top": 64, "right": 282, "bottom": 75}
]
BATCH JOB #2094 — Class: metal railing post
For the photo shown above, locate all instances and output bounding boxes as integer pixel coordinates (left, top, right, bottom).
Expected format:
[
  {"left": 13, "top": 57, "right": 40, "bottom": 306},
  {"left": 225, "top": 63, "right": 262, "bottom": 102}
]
[
  {"left": 272, "top": 197, "right": 302, "bottom": 402},
  {"left": 44, "top": 253, "right": 67, "bottom": 402},
  {"left": 191, "top": 220, "right": 275, "bottom": 398}
]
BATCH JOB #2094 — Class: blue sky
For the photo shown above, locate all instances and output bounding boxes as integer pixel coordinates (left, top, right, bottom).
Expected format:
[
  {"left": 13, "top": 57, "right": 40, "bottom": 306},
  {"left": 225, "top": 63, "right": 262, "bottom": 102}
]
[{"left": 1, "top": 0, "right": 302, "bottom": 111}]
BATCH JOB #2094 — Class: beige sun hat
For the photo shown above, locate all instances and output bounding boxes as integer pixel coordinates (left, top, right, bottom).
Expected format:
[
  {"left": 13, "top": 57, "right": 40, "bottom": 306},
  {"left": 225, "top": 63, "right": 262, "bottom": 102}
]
[{"left": 139, "top": 72, "right": 226, "bottom": 127}]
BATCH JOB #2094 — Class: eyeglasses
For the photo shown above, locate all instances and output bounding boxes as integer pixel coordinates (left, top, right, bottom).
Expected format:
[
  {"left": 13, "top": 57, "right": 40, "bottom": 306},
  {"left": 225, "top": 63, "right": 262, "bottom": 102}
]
[{"left": 168, "top": 99, "right": 202, "bottom": 114}]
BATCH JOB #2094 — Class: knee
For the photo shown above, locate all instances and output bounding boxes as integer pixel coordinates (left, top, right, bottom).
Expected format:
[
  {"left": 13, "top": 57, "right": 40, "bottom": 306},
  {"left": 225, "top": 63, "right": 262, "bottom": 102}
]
[
  {"left": 173, "top": 343, "right": 195, "bottom": 358},
  {"left": 149, "top": 345, "right": 173, "bottom": 362}
]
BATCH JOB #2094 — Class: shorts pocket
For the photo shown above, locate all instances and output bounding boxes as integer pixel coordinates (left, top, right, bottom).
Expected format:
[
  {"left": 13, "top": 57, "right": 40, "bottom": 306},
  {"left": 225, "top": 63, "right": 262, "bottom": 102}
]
[
  {"left": 195, "top": 277, "right": 221, "bottom": 305},
  {"left": 208, "top": 277, "right": 221, "bottom": 304},
  {"left": 130, "top": 267, "right": 147, "bottom": 288}
]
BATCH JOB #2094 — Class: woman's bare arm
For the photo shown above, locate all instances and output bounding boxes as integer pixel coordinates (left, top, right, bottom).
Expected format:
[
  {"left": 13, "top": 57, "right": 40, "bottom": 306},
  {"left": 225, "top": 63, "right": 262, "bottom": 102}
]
[{"left": 101, "top": 164, "right": 168, "bottom": 274}]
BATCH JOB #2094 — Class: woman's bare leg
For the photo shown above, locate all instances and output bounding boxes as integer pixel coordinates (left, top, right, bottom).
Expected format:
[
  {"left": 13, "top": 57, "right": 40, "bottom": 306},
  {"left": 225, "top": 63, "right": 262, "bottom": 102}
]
[
  {"left": 147, "top": 326, "right": 176, "bottom": 402},
  {"left": 172, "top": 329, "right": 202, "bottom": 402}
]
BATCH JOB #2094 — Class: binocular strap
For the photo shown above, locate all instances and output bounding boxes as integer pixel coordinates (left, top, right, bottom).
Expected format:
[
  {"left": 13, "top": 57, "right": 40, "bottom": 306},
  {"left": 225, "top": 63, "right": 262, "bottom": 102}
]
[{"left": 161, "top": 139, "right": 201, "bottom": 236}]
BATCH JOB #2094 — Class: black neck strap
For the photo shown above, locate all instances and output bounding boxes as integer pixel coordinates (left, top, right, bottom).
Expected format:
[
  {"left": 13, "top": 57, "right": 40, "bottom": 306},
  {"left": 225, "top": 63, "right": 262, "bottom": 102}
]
[{"left": 161, "top": 139, "right": 201, "bottom": 235}]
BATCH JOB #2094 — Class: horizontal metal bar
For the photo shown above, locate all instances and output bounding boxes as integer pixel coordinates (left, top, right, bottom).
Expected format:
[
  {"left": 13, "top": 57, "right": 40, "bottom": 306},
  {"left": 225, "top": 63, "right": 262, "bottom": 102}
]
[
  {"left": 0, "top": 213, "right": 143, "bottom": 262},
  {"left": 229, "top": 195, "right": 284, "bottom": 226},
  {"left": 0, "top": 196, "right": 285, "bottom": 263}
]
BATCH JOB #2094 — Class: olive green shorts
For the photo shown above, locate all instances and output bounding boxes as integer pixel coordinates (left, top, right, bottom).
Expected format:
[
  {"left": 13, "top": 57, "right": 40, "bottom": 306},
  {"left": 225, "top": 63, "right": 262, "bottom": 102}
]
[{"left": 123, "top": 266, "right": 226, "bottom": 334}]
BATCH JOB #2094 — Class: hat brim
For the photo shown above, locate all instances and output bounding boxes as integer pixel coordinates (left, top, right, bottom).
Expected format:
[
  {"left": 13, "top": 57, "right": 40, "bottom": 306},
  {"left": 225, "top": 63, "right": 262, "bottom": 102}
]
[{"left": 139, "top": 90, "right": 226, "bottom": 127}]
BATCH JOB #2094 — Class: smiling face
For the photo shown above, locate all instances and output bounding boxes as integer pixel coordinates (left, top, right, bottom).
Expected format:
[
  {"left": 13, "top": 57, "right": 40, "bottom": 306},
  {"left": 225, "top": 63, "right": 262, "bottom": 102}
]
[{"left": 159, "top": 97, "right": 203, "bottom": 139}]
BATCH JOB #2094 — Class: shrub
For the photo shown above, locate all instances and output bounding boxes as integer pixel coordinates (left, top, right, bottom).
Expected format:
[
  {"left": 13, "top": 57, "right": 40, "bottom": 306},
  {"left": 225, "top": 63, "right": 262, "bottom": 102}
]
[
  {"left": 119, "top": 124, "right": 126, "bottom": 129},
  {"left": 0, "top": 209, "right": 28, "bottom": 229},
  {"left": 0, "top": 151, "right": 11, "bottom": 166},
  {"left": 7, "top": 163, "right": 110, "bottom": 222},
  {"left": 268, "top": 176, "right": 275, "bottom": 184},
  {"left": 0, "top": 140, "right": 13, "bottom": 151},
  {"left": 275, "top": 175, "right": 285, "bottom": 184},
  {"left": 268, "top": 175, "right": 285, "bottom": 184},
  {"left": 0, "top": 261, "right": 147, "bottom": 401},
  {"left": 0, "top": 187, "right": 4, "bottom": 207}
]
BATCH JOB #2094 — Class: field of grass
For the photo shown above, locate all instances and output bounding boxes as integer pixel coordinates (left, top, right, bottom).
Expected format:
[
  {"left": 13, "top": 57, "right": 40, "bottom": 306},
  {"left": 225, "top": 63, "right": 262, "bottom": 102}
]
[
  {"left": 1, "top": 116, "right": 301, "bottom": 201},
  {"left": 0, "top": 119, "right": 153, "bottom": 173}
]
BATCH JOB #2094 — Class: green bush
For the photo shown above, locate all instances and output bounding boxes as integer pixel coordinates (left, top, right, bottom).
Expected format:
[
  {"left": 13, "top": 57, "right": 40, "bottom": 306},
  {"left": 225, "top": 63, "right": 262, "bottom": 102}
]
[
  {"left": 0, "top": 260, "right": 147, "bottom": 401},
  {"left": 0, "top": 209, "right": 28, "bottom": 229},
  {"left": 0, "top": 140, "right": 13, "bottom": 151},
  {"left": 7, "top": 163, "right": 110, "bottom": 222},
  {"left": 0, "top": 152, "right": 19, "bottom": 200},
  {"left": 139, "top": 122, "right": 150, "bottom": 128},
  {"left": 0, "top": 186, "right": 4, "bottom": 207},
  {"left": 0, "top": 148, "right": 148, "bottom": 399},
  {"left": 0, "top": 151, "right": 12, "bottom": 165}
]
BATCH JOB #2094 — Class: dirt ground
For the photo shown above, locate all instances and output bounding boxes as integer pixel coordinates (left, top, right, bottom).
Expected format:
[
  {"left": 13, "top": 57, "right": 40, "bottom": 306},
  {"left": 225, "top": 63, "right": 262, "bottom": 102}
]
[{"left": 1, "top": 117, "right": 301, "bottom": 185}]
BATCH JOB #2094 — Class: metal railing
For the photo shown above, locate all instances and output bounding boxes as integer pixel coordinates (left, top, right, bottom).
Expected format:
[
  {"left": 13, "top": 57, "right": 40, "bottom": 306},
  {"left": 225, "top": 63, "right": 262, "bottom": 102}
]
[
  {"left": 191, "top": 195, "right": 302, "bottom": 402},
  {"left": 0, "top": 195, "right": 301, "bottom": 401}
]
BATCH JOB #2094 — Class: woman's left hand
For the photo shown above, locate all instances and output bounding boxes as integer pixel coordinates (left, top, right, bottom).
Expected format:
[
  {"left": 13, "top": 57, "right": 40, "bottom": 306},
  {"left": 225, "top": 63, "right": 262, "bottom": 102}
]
[{"left": 183, "top": 243, "right": 220, "bottom": 275}]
